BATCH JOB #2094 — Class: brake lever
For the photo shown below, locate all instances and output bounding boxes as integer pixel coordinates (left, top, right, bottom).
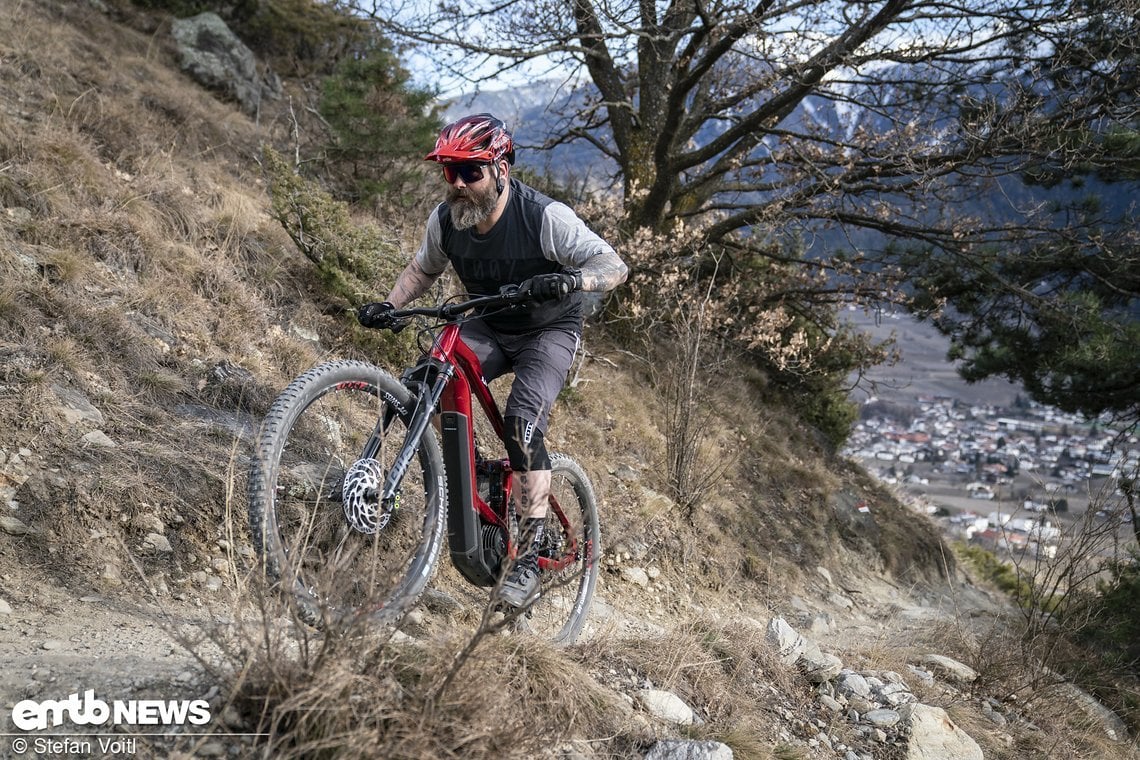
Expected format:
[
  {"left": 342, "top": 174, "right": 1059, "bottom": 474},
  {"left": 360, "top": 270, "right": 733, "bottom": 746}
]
[{"left": 499, "top": 284, "right": 527, "bottom": 304}]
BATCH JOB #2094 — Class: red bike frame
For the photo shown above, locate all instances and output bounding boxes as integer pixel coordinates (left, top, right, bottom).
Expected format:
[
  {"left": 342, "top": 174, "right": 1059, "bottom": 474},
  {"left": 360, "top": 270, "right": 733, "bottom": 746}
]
[
  {"left": 433, "top": 322, "right": 512, "bottom": 520},
  {"left": 422, "top": 321, "right": 581, "bottom": 587}
]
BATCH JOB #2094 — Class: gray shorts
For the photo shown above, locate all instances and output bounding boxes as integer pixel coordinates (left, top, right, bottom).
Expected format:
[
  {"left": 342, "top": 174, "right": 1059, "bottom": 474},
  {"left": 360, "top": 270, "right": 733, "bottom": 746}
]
[{"left": 460, "top": 318, "right": 579, "bottom": 434}]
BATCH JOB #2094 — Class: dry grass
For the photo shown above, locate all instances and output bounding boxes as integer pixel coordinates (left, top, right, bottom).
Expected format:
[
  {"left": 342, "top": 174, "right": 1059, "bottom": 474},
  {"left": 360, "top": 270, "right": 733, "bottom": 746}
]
[
  {"left": 195, "top": 569, "right": 636, "bottom": 759},
  {"left": 568, "top": 617, "right": 819, "bottom": 759},
  {"left": 0, "top": 0, "right": 317, "bottom": 579}
]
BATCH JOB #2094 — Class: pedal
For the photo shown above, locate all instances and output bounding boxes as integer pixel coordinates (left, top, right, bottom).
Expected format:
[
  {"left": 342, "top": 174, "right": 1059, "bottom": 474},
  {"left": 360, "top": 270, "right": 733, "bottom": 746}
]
[
  {"left": 488, "top": 598, "right": 535, "bottom": 617},
  {"left": 486, "top": 606, "right": 511, "bottom": 634}
]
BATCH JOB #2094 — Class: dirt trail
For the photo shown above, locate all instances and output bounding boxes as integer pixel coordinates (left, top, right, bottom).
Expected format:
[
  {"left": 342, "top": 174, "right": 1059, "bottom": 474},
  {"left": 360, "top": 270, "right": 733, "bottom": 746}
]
[
  {"left": 0, "top": 531, "right": 1130, "bottom": 760},
  {"left": 0, "top": 565, "right": 243, "bottom": 760},
  {"left": 0, "top": 556, "right": 967, "bottom": 721}
]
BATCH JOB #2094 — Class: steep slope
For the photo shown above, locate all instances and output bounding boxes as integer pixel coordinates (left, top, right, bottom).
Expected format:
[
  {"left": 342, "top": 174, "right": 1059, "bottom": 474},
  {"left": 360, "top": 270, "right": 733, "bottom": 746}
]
[{"left": 0, "top": 3, "right": 1135, "bottom": 760}]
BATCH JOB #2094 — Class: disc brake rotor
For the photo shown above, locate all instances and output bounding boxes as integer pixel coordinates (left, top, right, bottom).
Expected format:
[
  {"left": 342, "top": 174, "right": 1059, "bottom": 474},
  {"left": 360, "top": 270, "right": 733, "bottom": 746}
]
[{"left": 341, "top": 458, "right": 398, "bottom": 534}]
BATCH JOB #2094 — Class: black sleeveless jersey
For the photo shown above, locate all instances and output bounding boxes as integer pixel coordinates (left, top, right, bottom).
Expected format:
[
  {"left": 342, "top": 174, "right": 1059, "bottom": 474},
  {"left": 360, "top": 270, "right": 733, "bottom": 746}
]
[{"left": 416, "top": 179, "right": 612, "bottom": 334}]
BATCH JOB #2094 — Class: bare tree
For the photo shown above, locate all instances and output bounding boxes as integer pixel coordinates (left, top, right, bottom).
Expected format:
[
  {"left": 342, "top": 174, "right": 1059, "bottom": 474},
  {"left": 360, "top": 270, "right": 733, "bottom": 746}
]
[
  {"left": 366, "top": 0, "right": 1135, "bottom": 252},
  {"left": 359, "top": 0, "right": 1139, "bottom": 427}
]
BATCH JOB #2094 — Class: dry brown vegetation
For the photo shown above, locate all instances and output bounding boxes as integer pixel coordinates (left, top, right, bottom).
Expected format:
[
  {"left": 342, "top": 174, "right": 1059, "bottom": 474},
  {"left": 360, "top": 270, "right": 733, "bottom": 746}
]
[{"left": 1, "top": 2, "right": 1137, "bottom": 759}]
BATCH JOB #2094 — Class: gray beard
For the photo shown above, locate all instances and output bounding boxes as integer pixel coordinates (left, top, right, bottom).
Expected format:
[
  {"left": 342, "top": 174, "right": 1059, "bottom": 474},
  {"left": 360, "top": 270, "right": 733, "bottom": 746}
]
[{"left": 448, "top": 185, "right": 499, "bottom": 230}]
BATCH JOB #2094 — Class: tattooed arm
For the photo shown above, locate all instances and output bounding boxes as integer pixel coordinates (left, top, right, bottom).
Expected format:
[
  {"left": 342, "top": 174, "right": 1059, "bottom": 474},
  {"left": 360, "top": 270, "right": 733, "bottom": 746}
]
[
  {"left": 384, "top": 258, "right": 440, "bottom": 308},
  {"left": 541, "top": 202, "right": 628, "bottom": 292},
  {"left": 384, "top": 207, "right": 449, "bottom": 307},
  {"left": 577, "top": 249, "right": 629, "bottom": 292}
]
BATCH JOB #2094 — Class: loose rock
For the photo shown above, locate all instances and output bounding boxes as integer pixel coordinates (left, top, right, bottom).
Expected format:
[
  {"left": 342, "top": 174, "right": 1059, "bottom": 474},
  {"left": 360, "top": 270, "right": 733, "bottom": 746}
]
[
  {"left": 636, "top": 689, "right": 696, "bottom": 726},
  {"left": 900, "top": 703, "right": 983, "bottom": 760},
  {"left": 644, "top": 739, "right": 733, "bottom": 760},
  {"left": 919, "top": 654, "right": 978, "bottom": 684}
]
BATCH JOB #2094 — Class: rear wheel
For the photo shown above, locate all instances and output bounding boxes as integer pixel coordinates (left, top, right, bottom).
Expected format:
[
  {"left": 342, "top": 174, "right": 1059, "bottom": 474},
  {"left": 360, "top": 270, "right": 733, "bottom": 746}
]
[
  {"left": 517, "top": 453, "right": 600, "bottom": 646},
  {"left": 247, "top": 360, "right": 445, "bottom": 629}
]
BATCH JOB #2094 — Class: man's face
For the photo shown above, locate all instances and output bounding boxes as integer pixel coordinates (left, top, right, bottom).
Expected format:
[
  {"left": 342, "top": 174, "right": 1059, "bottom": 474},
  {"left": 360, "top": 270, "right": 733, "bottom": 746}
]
[{"left": 444, "top": 162, "right": 501, "bottom": 230}]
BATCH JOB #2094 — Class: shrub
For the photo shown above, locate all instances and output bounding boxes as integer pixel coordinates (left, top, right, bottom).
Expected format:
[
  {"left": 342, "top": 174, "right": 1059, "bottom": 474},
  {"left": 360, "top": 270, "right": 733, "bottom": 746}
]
[
  {"left": 1083, "top": 551, "right": 1140, "bottom": 671},
  {"left": 319, "top": 40, "right": 439, "bottom": 202},
  {"left": 958, "top": 543, "right": 1033, "bottom": 600},
  {"left": 261, "top": 145, "right": 422, "bottom": 367},
  {"left": 790, "top": 381, "right": 859, "bottom": 451},
  {"left": 232, "top": 0, "right": 367, "bottom": 77},
  {"left": 130, "top": 0, "right": 217, "bottom": 15},
  {"left": 578, "top": 199, "right": 887, "bottom": 451}
]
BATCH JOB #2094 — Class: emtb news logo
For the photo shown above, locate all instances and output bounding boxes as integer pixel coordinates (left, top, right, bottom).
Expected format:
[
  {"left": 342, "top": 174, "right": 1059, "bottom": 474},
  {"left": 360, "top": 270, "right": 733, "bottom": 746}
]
[{"left": 11, "top": 690, "right": 211, "bottom": 731}]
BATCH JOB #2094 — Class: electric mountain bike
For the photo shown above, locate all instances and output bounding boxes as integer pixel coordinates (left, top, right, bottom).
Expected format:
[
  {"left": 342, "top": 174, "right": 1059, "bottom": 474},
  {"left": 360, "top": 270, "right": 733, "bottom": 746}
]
[{"left": 247, "top": 289, "right": 600, "bottom": 646}]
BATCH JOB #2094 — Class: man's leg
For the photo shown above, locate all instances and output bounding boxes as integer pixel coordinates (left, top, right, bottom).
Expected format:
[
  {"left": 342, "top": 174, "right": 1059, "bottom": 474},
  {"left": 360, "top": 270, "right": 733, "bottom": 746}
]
[
  {"left": 496, "top": 418, "right": 552, "bottom": 608},
  {"left": 491, "top": 327, "right": 578, "bottom": 609}
]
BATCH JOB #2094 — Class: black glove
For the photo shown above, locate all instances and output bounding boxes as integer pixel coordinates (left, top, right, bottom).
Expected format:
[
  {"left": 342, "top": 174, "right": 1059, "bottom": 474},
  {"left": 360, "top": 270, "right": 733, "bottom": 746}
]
[
  {"left": 520, "top": 272, "right": 582, "bottom": 302},
  {"left": 358, "top": 301, "right": 398, "bottom": 330}
]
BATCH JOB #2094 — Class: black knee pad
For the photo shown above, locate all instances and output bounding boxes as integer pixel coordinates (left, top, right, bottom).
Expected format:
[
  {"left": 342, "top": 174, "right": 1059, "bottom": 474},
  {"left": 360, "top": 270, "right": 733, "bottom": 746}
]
[{"left": 504, "top": 416, "right": 551, "bottom": 471}]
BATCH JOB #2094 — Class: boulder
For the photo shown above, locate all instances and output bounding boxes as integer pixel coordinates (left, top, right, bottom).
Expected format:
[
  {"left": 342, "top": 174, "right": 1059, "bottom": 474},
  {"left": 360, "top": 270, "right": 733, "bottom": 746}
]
[
  {"left": 766, "top": 616, "right": 808, "bottom": 665},
  {"left": 636, "top": 689, "right": 696, "bottom": 726},
  {"left": 918, "top": 654, "right": 978, "bottom": 684},
  {"left": 171, "top": 13, "right": 279, "bottom": 116},
  {"left": 1052, "top": 682, "right": 1130, "bottom": 742}
]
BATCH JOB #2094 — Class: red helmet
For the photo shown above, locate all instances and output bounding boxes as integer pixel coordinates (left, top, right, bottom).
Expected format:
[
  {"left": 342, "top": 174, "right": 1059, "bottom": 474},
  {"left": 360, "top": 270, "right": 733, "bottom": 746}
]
[{"left": 426, "top": 113, "right": 515, "bottom": 165}]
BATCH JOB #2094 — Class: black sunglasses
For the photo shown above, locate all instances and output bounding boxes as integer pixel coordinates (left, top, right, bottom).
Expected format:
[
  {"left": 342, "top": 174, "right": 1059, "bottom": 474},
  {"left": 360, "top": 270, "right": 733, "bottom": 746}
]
[{"left": 442, "top": 163, "right": 488, "bottom": 184}]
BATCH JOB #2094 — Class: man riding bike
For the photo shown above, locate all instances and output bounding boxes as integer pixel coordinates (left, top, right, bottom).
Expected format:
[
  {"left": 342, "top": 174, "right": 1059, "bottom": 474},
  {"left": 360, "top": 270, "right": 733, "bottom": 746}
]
[{"left": 358, "top": 113, "right": 628, "bottom": 609}]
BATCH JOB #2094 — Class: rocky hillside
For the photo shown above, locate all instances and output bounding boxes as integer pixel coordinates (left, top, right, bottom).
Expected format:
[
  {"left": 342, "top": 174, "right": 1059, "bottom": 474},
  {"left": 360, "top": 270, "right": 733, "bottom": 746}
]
[{"left": 0, "top": 3, "right": 1136, "bottom": 759}]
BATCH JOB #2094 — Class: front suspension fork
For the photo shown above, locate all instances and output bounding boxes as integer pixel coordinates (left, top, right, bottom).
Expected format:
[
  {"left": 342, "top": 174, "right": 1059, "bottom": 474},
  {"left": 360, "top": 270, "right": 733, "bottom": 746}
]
[{"left": 378, "top": 362, "right": 455, "bottom": 505}]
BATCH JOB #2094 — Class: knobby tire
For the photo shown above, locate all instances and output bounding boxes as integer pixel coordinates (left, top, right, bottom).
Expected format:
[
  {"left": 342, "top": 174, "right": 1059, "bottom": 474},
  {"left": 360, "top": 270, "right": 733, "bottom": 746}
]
[{"left": 247, "top": 360, "right": 446, "bottom": 629}]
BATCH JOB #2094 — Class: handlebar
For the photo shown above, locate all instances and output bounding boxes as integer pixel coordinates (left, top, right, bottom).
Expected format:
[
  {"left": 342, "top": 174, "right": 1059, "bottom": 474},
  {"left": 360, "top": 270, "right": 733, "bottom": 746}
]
[{"left": 389, "top": 286, "right": 529, "bottom": 324}]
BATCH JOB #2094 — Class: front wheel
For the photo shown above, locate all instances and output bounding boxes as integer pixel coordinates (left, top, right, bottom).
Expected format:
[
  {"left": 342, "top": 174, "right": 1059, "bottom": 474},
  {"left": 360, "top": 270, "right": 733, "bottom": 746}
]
[
  {"left": 518, "top": 453, "right": 601, "bottom": 646},
  {"left": 247, "top": 360, "right": 446, "bottom": 629}
]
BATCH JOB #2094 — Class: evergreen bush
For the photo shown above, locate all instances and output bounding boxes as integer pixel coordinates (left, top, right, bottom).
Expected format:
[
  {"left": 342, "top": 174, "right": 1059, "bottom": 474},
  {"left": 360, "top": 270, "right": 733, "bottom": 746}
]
[{"left": 319, "top": 41, "right": 439, "bottom": 201}]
